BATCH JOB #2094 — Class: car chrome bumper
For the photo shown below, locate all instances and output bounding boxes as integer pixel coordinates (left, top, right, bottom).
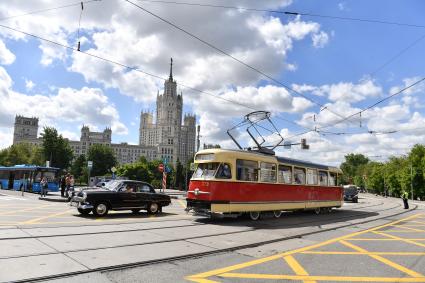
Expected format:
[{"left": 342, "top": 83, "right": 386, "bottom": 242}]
[{"left": 70, "top": 201, "right": 93, "bottom": 210}]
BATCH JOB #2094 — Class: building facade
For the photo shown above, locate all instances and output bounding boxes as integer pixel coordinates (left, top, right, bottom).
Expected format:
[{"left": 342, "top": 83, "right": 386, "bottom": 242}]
[{"left": 12, "top": 59, "right": 197, "bottom": 166}]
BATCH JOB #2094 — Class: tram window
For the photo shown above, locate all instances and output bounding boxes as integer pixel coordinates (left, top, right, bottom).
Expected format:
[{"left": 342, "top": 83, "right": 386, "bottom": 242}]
[
  {"left": 293, "top": 167, "right": 306, "bottom": 185},
  {"left": 236, "top": 160, "right": 258, "bottom": 182},
  {"left": 329, "top": 172, "right": 337, "bottom": 186},
  {"left": 0, "top": 171, "right": 8, "bottom": 179},
  {"left": 306, "top": 169, "right": 318, "bottom": 185},
  {"left": 259, "top": 162, "right": 276, "bottom": 183},
  {"left": 319, "top": 171, "right": 328, "bottom": 186},
  {"left": 216, "top": 163, "right": 232, "bottom": 179},
  {"left": 278, "top": 165, "right": 292, "bottom": 184},
  {"left": 192, "top": 163, "right": 219, "bottom": 179}
]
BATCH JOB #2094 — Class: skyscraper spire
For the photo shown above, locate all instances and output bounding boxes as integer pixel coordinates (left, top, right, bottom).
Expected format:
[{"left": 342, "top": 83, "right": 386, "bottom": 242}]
[{"left": 169, "top": 57, "right": 173, "bottom": 81}]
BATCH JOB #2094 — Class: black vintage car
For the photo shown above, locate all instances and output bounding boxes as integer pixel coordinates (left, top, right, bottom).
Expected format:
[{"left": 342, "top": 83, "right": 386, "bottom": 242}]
[{"left": 70, "top": 180, "right": 171, "bottom": 216}]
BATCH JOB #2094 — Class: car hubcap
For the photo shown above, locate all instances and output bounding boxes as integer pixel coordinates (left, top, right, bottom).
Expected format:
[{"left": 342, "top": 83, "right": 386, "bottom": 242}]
[
  {"left": 150, "top": 203, "right": 158, "bottom": 213},
  {"left": 97, "top": 204, "right": 107, "bottom": 215},
  {"left": 273, "top": 210, "right": 282, "bottom": 218},
  {"left": 249, "top": 211, "right": 260, "bottom": 221},
  {"left": 314, "top": 207, "right": 321, "bottom": 215}
]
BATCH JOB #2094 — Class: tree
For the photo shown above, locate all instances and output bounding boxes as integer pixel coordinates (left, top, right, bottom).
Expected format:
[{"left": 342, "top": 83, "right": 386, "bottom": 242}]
[
  {"left": 117, "top": 161, "right": 152, "bottom": 182},
  {"left": 87, "top": 144, "right": 117, "bottom": 176},
  {"left": 41, "top": 127, "right": 73, "bottom": 171},
  {"left": 340, "top": 153, "right": 370, "bottom": 184},
  {"left": 173, "top": 159, "right": 184, "bottom": 189},
  {"left": 0, "top": 143, "right": 43, "bottom": 166},
  {"left": 71, "top": 154, "right": 87, "bottom": 179}
]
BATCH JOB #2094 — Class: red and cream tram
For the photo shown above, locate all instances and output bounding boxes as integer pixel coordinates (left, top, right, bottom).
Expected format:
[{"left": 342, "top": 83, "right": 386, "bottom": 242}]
[{"left": 186, "top": 148, "right": 343, "bottom": 220}]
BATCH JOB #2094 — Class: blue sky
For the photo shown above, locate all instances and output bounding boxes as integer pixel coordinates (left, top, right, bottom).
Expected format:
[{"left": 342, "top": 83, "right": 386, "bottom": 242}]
[{"left": 0, "top": 0, "right": 424, "bottom": 165}]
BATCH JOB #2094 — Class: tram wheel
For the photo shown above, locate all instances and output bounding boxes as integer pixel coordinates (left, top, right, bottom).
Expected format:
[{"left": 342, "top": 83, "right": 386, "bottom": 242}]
[
  {"left": 314, "top": 207, "right": 321, "bottom": 215},
  {"left": 249, "top": 211, "right": 261, "bottom": 221},
  {"left": 273, "top": 210, "right": 282, "bottom": 218}
]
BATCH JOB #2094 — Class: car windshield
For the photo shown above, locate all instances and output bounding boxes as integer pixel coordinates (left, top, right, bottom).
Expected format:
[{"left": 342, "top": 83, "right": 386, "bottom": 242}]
[
  {"left": 344, "top": 186, "right": 357, "bottom": 195},
  {"left": 103, "top": 180, "right": 122, "bottom": 191}
]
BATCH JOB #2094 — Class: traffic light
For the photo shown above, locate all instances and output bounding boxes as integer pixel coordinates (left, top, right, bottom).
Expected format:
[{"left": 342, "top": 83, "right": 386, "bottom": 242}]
[{"left": 301, "top": 138, "right": 309, "bottom": 150}]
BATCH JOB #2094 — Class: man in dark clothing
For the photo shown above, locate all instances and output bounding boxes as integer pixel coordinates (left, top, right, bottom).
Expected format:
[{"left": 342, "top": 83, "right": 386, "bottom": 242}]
[
  {"left": 60, "top": 175, "right": 66, "bottom": 197},
  {"left": 402, "top": 191, "right": 409, "bottom": 209}
]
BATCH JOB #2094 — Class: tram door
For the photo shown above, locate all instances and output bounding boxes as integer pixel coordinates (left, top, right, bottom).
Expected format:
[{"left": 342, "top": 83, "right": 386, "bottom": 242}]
[{"left": 8, "top": 172, "right": 14, "bottom": 189}]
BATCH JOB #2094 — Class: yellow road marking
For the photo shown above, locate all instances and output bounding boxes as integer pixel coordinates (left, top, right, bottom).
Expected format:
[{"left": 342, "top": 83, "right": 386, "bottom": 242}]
[
  {"left": 410, "top": 220, "right": 425, "bottom": 225},
  {"left": 380, "top": 230, "right": 422, "bottom": 233},
  {"left": 284, "top": 255, "right": 316, "bottom": 283},
  {"left": 339, "top": 240, "right": 423, "bottom": 277},
  {"left": 177, "top": 199, "right": 186, "bottom": 208},
  {"left": 394, "top": 226, "right": 425, "bottom": 232},
  {"left": 374, "top": 231, "right": 425, "bottom": 248},
  {"left": 186, "top": 213, "right": 423, "bottom": 282},
  {"left": 302, "top": 251, "right": 425, "bottom": 256},
  {"left": 0, "top": 204, "right": 53, "bottom": 216},
  {"left": 20, "top": 209, "right": 74, "bottom": 224},
  {"left": 348, "top": 238, "right": 425, "bottom": 241},
  {"left": 219, "top": 273, "right": 425, "bottom": 282}
]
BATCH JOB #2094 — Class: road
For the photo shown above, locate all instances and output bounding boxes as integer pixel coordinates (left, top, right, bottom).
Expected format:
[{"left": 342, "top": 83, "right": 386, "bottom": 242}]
[{"left": 0, "top": 191, "right": 423, "bottom": 282}]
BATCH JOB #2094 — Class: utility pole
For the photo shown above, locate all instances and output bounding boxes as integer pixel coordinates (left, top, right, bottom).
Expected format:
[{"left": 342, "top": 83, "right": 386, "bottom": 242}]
[{"left": 411, "top": 162, "right": 414, "bottom": 201}]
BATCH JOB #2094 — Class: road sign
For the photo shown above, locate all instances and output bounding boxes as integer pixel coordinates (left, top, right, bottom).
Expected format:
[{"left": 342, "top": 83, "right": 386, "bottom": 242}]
[
  {"left": 87, "top": 161, "right": 93, "bottom": 169},
  {"left": 158, "top": 163, "right": 164, "bottom": 173},
  {"left": 165, "top": 165, "right": 172, "bottom": 173}
]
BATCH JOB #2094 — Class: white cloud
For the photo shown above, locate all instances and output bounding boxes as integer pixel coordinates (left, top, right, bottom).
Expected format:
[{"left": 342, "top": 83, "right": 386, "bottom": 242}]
[
  {"left": 312, "top": 31, "right": 329, "bottom": 48},
  {"left": 0, "top": 39, "right": 15, "bottom": 65},
  {"left": 25, "top": 79, "right": 35, "bottom": 91}
]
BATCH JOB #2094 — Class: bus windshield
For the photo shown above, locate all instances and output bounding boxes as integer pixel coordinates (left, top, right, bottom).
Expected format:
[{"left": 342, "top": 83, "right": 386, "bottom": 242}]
[{"left": 192, "top": 163, "right": 219, "bottom": 179}]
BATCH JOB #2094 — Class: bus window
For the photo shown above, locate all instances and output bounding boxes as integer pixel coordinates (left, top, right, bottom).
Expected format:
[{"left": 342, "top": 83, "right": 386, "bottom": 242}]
[
  {"left": 42, "top": 171, "right": 57, "bottom": 182},
  {"left": 306, "top": 169, "right": 318, "bottom": 185},
  {"left": 260, "top": 162, "right": 276, "bottom": 183},
  {"left": 192, "top": 163, "right": 219, "bottom": 179},
  {"left": 216, "top": 163, "right": 232, "bottom": 179},
  {"left": 319, "top": 171, "right": 328, "bottom": 186},
  {"left": 278, "top": 165, "right": 292, "bottom": 184},
  {"left": 236, "top": 160, "right": 258, "bottom": 181},
  {"left": 293, "top": 167, "right": 306, "bottom": 185},
  {"left": 329, "top": 172, "right": 337, "bottom": 186}
]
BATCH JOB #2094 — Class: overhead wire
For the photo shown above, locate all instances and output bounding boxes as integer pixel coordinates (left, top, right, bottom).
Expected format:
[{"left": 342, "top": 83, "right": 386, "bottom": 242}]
[
  {"left": 0, "top": 22, "right": 314, "bottom": 135},
  {"left": 0, "top": 0, "right": 102, "bottom": 22},
  {"left": 124, "top": 0, "right": 346, "bottom": 122},
  {"left": 134, "top": 0, "right": 425, "bottom": 29}
]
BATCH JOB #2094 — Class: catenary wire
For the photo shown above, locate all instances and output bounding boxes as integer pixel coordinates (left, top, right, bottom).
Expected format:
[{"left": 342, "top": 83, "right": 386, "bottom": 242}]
[
  {"left": 0, "top": 22, "right": 314, "bottom": 135},
  {"left": 135, "top": 0, "right": 425, "bottom": 29},
  {"left": 124, "top": 0, "right": 347, "bottom": 121},
  {"left": 0, "top": 0, "right": 102, "bottom": 22}
]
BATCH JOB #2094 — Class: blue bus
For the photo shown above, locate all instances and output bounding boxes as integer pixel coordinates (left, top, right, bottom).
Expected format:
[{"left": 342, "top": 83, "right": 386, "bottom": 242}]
[{"left": 0, "top": 165, "right": 60, "bottom": 193}]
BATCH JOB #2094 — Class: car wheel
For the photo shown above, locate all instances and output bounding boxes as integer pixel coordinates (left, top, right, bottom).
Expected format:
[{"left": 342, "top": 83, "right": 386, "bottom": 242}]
[
  {"left": 132, "top": 209, "right": 141, "bottom": 214},
  {"left": 78, "top": 208, "right": 91, "bottom": 215},
  {"left": 273, "top": 210, "right": 282, "bottom": 218},
  {"left": 314, "top": 207, "right": 321, "bottom": 215},
  {"left": 93, "top": 202, "right": 109, "bottom": 217},
  {"left": 148, "top": 202, "right": 159, "bottom": 214},
  {"left": 249, "top": 211, "right": 261, "bottom": 221}
]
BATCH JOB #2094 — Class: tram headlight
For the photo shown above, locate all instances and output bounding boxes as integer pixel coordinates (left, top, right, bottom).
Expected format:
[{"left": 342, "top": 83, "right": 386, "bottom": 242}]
[{"left": 194, "top": 188, "right": 200, "bottom": 196}]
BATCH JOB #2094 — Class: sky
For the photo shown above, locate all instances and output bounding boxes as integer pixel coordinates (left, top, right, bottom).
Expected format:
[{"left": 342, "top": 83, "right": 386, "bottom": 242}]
[{"left": 0, "top": 0, "right": 424, "bottom": 166}]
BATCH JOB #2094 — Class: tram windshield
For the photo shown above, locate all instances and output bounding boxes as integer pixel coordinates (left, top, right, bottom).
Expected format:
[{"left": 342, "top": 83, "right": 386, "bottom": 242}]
[{"left": 193, "top": 163, "right": 219, "bottom": 179}]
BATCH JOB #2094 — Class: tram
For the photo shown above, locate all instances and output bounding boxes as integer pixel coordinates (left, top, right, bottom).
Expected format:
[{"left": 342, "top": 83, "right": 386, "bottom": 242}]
[
  {"left": 186, "top": 148, "right": 343, "bottom": 220},
  {"left": 0, "top": 165, "right": 60, "bottom": 193}
]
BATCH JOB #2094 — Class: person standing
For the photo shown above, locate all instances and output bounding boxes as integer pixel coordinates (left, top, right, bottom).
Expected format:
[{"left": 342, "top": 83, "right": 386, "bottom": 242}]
[
  {"left": 65, "top": 173, "right": 71, "bottom": 197},
  {"left": 60, "top": 175, "right": 66, "bottom": 197},
  {"left": 40, "top": 177, "right": 48, "bottom": 198},
  {"left": 402, "top": 190, "right": 409, "bottom": 209}
]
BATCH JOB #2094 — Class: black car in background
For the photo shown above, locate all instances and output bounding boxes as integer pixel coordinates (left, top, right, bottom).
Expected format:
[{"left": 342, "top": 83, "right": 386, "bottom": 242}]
[
  {"left": 70, "top": 180, "right": 171, "bottom": 216},
  {"left": 343, "top": 185, "right": 359, "bottom": 203}
]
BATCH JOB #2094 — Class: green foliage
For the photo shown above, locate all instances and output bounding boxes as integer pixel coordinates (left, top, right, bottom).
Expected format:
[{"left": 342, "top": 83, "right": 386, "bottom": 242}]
[
  {"left": 346, "top": 144, "right": 425, "bottom": 199},
  {"left": 71, "top": 155, "right": 87, "bottom": 179},
  {"left": 87, "top": 144, "right": 117, "bottom": 176},
  {"left": 41, "top": 127, "right": 73, "bottom": 171},
  {"left": 0, "top": 143, "right": 45, "bottom": 166},
  {"left": 340, "top": 153, "right": 369, "bottom": 184}
]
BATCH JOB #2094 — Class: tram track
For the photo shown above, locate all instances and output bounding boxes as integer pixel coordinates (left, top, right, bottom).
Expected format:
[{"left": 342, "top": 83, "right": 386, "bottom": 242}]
[
  {"left": 10, "top": 200, "right": 418, "bottom": 283},
  {"left": 0, "top": 199, "right": 386, "bottom": 241}
]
